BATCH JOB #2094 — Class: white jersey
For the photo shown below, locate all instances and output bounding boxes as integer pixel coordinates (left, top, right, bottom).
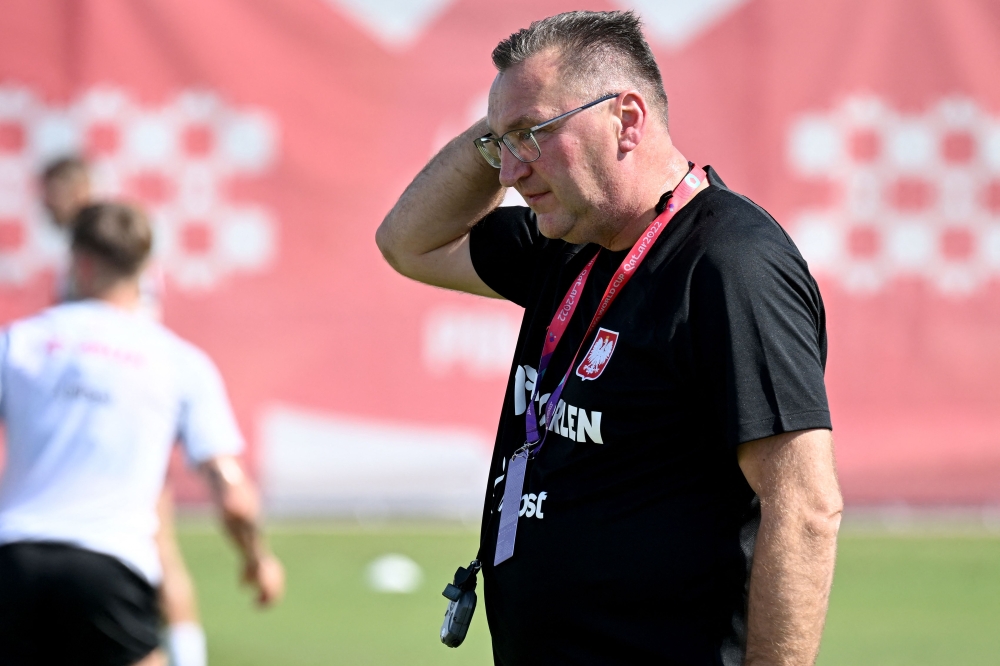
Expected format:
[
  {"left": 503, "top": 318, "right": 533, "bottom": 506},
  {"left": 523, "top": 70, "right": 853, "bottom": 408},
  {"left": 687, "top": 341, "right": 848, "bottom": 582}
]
[{"left": 0, "top": 300, "right": 243, "bottom": 583}]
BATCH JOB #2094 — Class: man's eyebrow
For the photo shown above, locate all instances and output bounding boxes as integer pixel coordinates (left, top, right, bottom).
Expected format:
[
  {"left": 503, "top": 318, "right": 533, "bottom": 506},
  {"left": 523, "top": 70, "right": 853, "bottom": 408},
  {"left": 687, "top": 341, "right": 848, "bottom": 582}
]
[{"left": 492, "top": 114, "right": 544, "bottom": 136}]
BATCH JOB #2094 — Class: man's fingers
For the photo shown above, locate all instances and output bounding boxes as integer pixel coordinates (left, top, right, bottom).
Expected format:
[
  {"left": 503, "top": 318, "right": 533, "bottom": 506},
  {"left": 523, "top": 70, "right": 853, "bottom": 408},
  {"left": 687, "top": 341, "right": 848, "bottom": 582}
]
[{"left": 249, "top": 555, "right": 285, "bottom": 607}]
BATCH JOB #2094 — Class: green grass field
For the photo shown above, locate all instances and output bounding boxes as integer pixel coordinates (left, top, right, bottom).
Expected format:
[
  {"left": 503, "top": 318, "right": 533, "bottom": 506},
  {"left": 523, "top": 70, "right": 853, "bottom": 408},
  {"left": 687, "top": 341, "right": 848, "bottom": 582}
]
[{"left": 178, "top": 523, "right": 1000, "bottom": 665}]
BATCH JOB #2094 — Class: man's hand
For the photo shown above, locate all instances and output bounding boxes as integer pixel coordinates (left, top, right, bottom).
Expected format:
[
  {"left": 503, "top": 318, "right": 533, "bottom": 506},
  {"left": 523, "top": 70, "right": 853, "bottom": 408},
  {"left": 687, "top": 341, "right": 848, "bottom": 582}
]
[
  {"left": 737, "top": 428, "right": 843, "bottom": 665},
  {"left": 200, "top": 455, "right": 285, "bottom": 609},
  {"left": 242, "top": 552, "right": 285, "bottom": 607}
]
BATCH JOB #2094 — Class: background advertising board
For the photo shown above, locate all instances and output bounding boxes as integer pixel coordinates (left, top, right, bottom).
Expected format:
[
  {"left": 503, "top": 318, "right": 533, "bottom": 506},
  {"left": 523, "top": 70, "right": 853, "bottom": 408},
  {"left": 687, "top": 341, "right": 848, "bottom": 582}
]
[{"left": 1, "top": 0, "right": 998, "bottom": 513}]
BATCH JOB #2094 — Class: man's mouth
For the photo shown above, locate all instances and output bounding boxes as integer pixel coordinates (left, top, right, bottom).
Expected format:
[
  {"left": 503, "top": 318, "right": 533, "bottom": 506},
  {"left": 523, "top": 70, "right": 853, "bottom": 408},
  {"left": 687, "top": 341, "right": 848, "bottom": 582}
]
[{"left": 522, "top": 191, "right": 550, "bottom": 206}]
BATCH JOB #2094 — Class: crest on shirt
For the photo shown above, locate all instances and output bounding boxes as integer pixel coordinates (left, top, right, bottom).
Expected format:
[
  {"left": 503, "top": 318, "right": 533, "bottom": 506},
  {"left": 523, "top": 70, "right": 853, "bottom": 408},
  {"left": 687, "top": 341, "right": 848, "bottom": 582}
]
[{"left": 575, "top": 328, "right": 619, "bottom": 381}]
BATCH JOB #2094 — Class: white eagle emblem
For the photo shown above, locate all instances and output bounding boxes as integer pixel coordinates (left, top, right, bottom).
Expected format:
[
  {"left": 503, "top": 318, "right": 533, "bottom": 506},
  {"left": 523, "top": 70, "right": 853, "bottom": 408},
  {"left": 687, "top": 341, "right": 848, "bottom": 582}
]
[{"left": 576, "top": 328, "right": 619, "bottom": 381}]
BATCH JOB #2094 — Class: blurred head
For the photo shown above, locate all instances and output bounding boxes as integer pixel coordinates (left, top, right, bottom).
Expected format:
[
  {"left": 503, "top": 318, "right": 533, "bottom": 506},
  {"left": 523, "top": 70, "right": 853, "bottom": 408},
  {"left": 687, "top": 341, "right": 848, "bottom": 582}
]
[
  {"left": 70, "top": 203, "right": 152, "bottom": 302},
  {"left": 42, "top": 157, "right": 92, "bottom": 230},
  {"left": 487, "top": 11, "right": 672, "bottom": 244}
]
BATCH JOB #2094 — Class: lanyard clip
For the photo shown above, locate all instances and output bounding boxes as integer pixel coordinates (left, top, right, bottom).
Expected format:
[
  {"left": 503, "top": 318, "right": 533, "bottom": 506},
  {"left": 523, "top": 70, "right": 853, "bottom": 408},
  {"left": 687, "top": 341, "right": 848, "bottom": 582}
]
[{"left": 442, "top": 559, "right": 481, "bottom": 601}]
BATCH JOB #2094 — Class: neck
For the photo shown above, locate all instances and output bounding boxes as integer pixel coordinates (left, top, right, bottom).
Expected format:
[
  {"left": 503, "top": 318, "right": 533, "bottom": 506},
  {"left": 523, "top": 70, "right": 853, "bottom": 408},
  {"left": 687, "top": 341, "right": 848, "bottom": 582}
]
[
  {"left": 604, "top": 150, "right": 705, "bottom": 251},
  {"left": 85, "top": 280, "right": 142, "bottom": 311}
]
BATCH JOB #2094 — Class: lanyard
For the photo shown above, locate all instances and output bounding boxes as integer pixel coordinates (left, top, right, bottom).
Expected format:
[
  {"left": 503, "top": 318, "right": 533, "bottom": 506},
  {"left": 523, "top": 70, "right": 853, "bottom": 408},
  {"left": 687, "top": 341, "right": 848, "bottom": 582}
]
[
  {"left": 495, "top": 164, "right": 708, "bottom": 566},
  {"left": 523, "top": 165, "right": 707, "bottom": 454}
]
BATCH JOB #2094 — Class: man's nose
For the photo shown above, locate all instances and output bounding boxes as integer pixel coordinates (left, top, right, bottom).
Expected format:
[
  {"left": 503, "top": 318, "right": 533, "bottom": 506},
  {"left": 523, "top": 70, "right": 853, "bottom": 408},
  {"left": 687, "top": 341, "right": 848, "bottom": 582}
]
[{"left": 498, "top": 148, "right": 531, "bottom": 188}]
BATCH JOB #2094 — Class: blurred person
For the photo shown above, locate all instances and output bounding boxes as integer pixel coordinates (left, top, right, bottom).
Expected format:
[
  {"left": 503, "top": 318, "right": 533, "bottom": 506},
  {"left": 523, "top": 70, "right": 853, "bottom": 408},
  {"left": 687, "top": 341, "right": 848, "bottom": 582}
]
[
  {"left": 40, "top": 157, "right": 205, "bottom": 666},
  {"left": 378, "top": 10, "right": 841, "bottom": 666},
  {"left": 41, "top": 156, "right": 92, "bottom": 231},
  {"left": 0, "top": 203, "right": 284, "bottom": 666},
  {"left": 41, "top": 156, "right": 164, "bottom": 317},
  {"left": 154, "top": 488, "right": 208, "bottom": 666}
]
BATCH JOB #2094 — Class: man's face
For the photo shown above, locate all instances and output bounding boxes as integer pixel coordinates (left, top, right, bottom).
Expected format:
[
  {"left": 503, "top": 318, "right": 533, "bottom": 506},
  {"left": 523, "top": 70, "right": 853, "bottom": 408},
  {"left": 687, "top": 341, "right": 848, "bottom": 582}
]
[
  {"left": 487, "top": 51, "right": 621, "bottom": 244},
  {"left": 43, "top": 171, "right": 91, "bottom": 229}
]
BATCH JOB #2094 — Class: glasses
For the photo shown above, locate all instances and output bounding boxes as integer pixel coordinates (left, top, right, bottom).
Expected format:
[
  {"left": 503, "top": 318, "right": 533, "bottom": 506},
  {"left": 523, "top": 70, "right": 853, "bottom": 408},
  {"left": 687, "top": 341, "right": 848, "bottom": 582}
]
[{"left": 474, "top": 92, "right": 621, "bottom": 169}]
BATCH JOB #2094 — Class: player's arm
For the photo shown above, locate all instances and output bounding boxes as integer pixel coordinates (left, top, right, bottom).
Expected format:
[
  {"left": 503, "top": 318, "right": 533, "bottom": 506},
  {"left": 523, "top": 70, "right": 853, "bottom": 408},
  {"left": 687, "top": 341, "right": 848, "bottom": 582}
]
[
  {"left": 375, "top": 118, "right": 504, "bottom": 297},
  {"left": 200, "top": 455, "right": 285, "bottom": 607},
  {"left": 737, "top": 428, "right": 842, "bottom": 665}
]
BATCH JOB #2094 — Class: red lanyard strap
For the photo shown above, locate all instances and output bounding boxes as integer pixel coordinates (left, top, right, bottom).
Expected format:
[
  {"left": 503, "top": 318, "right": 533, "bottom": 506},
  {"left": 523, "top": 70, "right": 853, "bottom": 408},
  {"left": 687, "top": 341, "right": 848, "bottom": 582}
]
[{"left": 524, "top": 165, "right": 707, "bottom": 451}]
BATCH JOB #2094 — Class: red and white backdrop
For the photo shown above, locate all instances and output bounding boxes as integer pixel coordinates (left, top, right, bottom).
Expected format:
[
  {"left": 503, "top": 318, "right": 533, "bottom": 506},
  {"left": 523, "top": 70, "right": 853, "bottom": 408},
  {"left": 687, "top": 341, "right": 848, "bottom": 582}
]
[{"left": 1, "top": 0, "right": 998, "bottom": 512}]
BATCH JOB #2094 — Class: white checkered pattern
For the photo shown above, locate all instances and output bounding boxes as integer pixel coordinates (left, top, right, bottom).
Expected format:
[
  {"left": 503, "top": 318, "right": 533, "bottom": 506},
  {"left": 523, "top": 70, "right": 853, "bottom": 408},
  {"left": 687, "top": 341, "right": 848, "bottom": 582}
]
[
  {"left": 0, "top": 86, "right": 279, "bottom": 289},
  {"left": 788, "top": 96, "right": 1000, "bottom": 294}
]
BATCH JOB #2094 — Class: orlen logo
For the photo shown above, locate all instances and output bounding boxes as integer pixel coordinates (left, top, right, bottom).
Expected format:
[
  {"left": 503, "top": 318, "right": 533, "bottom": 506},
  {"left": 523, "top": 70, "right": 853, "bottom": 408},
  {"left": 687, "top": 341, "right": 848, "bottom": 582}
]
[{"left": 575, "top": 328, "right": 619, "bottom": 381}]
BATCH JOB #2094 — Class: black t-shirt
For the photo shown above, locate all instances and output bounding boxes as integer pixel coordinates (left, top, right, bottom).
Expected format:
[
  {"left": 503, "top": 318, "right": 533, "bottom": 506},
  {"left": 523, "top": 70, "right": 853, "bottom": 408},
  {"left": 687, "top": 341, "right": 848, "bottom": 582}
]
[{"left": 469, "top": 167, "right": 831, "bottom": 666}]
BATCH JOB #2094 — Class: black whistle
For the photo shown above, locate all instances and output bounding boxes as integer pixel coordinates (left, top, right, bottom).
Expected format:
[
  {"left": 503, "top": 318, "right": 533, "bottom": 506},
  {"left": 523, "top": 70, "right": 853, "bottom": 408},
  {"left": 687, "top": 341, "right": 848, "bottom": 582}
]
[{"left": 440, "top": 560, "right": 481, "bottom": 648}]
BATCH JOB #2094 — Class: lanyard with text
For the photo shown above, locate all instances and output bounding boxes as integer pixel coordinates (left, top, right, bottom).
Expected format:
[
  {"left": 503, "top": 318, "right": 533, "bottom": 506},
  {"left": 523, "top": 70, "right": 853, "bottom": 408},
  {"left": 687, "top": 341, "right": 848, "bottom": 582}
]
[{"left": 495, "top": 164, "right": 707, "bottom": 566}]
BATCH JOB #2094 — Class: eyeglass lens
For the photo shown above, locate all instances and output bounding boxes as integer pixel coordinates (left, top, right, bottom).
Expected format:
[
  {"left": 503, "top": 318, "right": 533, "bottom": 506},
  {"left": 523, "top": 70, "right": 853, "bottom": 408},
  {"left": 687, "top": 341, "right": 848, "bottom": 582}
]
[{"left": 477, "top": 131, "right": 540, "bottom": 169}]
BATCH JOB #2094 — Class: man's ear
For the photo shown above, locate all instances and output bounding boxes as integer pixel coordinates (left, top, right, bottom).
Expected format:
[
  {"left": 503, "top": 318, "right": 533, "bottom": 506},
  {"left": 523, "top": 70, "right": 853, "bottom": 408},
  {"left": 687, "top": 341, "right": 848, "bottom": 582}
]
[{"left": 617, "top": 91, "right": 648, "bottom": 154}]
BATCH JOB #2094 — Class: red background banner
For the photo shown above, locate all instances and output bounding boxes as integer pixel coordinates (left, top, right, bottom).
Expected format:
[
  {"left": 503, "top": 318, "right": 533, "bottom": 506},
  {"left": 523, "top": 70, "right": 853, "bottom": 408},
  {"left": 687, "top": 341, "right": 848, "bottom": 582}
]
[{"left": 1, "top": 0, "right": 998, "bottom": 506}]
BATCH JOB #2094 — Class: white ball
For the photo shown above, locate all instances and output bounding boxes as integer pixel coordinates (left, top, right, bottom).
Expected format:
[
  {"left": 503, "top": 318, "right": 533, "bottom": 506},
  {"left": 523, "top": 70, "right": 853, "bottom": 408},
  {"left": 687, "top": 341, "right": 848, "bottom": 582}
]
[{"left": 366, "top": 554, "right": 423, "bottom": 594}]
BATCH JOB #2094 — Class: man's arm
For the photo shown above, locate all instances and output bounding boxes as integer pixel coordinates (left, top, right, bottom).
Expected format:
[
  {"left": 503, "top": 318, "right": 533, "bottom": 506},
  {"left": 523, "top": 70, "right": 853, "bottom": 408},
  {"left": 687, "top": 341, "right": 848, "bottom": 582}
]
[
  {"left": 200, "top": 455, "right": 284, "bottom": 607},
  {"left": 737, "top": 428, "right": 843, "bottom": 665},
  {"left": 375, "top": 118, "right": 504, "bottom": 297}
]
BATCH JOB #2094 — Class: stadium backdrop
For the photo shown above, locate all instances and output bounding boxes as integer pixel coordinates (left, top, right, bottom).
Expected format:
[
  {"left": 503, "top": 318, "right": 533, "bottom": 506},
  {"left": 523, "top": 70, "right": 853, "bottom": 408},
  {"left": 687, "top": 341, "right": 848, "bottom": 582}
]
[{"left": 0, "top": 0, "right": 998, "bottom": 511}]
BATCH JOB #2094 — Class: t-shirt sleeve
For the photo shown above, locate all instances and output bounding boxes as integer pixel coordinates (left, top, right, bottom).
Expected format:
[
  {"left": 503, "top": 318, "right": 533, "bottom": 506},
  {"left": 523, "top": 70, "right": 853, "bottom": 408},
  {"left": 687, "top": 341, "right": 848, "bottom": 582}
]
[
  {"left": 176, "top": 346, "right": 245, "bottom": 464},
  {"left": 689, "top": 199, "right": 831, "bottom": 448},
  {"left": 469, "top": 205, "right": 552, "bottom": 307}
]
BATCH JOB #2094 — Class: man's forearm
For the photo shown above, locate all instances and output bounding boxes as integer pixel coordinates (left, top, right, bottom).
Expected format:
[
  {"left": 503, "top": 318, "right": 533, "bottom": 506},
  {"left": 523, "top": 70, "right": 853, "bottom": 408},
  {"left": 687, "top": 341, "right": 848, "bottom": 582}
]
[
  {"left": 221, "top": 505, "right": 266, "bottom": 564},
  {"left": 744, "top": 500, "right": 841, "bottom": 664},
  {"left": 201, "top": 457, "right": 267, "bottom": 564},
  {"left": 376, "top": 118, "right": 504, "bottom": 273},
  {"left": 200, "top": 456, "right": 285, "bottom": 606}
]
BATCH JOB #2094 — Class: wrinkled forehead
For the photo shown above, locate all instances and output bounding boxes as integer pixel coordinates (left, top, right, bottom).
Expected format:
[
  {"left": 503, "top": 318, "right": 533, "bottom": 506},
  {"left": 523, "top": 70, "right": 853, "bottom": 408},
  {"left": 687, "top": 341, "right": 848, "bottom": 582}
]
[{"left": 486, "top": 51, "right": 573, "bottom": 135}]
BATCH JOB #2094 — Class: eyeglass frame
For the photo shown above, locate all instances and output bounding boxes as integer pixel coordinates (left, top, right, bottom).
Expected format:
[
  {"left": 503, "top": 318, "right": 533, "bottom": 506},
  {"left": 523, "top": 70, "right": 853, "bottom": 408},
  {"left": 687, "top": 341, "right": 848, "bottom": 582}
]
[{"left": 474, "top": 92, "right": 622, "bottom": 169}]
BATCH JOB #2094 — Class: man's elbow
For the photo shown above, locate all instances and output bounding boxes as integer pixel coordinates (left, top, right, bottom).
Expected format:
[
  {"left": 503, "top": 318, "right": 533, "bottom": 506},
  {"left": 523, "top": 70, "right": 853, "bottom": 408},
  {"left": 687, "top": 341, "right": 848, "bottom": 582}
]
[
  {"left": 376, "top": 215, "right": 420, "bottom": 279},
  {"left": 804, "top": 487, "right": 844, "bottom": 540},
  {"left": 211, "top": 472, "right": 260, "bottom": 525},
  {"left": 375, "top": 219, "right": 400, "bottom": 269}
]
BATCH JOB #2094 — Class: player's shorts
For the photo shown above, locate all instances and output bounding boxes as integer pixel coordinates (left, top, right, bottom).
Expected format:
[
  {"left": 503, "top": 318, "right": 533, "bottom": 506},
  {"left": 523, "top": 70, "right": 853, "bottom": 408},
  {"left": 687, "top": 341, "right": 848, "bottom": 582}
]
[{"left": 0, "top": 541, "right": 160, "bottom": 666}]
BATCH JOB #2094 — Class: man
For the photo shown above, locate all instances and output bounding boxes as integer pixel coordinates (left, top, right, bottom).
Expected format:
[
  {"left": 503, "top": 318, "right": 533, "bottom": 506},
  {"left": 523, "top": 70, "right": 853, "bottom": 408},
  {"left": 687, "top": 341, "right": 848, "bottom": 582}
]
[
  {"left": 0, "top": 203, "right": 284, "bottom": 665},
  {"left": 41, "top": 157, "right": 164, "bottom": 315},
  {"left": 41, "top": 157, "right": 92, "bottom": 230},
  {"left": 39, "top": 157, "right": 203, "bottom": 665},
  {"left": 377, "top": 10, "right": 842, "bottom": 665}
]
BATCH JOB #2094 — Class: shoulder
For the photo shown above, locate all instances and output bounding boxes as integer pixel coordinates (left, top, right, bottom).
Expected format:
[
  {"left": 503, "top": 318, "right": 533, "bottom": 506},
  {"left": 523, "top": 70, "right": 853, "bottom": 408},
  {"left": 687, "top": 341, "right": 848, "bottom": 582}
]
[
  {"left": 0, "top": 305, "right": 84, "bottom": 371},
  {"left": 688, "top": 187, "right": 809, "bottom": 280},
  {"left": 696, "top": 188, "right": 793, "bottom": 249},
  {"left": 160, "top": 330, "right": 216, "bottom": 373},
  {"left": 115, "top": 316, "right": 217, "bottom": 377},
  {"left": 3, "top": 303, "right": 74, "bottom": 338}
]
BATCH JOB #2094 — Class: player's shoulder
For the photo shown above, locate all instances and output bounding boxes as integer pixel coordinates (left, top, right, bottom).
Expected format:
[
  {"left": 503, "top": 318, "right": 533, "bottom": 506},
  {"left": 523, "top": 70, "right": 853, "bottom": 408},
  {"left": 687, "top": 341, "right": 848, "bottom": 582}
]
[
  {"left": 4, "top": 302, "right": 81, "bottom": 338},
  {"left": 688, "top": 175, "right": 805, "bottom": 276},
  {"left": 150, "top": 324, "right": 216, "bottom": 372},
  {"left": 0, "top": 303, "right": 100, "bottom": 366}
]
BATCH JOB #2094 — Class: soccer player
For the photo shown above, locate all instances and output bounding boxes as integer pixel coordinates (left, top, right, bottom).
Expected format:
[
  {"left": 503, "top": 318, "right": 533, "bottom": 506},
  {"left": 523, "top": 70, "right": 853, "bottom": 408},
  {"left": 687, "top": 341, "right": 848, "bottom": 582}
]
[
  {"left": 0, "top": 203, "right": 284, "bottom": 665},
  {"left": 40, "top": 157, "right": 204, "bottom": 665},
  {"left": 378, "top": 10, "right": 841, "bottom": 664}
]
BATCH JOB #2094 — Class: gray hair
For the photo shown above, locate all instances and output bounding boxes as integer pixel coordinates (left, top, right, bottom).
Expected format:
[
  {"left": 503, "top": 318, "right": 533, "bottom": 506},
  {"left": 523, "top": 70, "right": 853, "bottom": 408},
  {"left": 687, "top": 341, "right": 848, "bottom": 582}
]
[{"left": 491, "top": 10, "right": 669, "bottom": 127}]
